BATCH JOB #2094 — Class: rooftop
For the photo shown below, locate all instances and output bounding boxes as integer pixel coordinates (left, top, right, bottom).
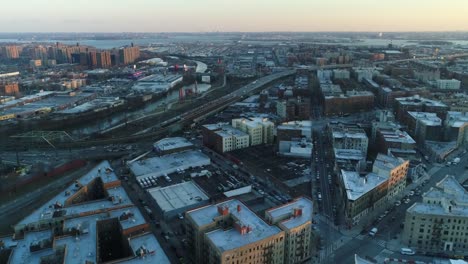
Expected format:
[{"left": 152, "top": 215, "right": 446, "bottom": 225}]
[
  {"left": 232, "top": 117, "right": 274, "bottom": 128},
  {"left": 278, "top": 120, "right": 313, "bottom": 129},
  {"left": 265, "top": 197, "right": 313, "bottom": 230},
  {"left": 215, "top": 126, "right": 249, "bottom": 138},
  {"left": 379, "top": 129, "right": 416, "bottom": 144},
  {"left": 408, "top": 175, "right": 468, "bottom": 217},
  {"left": 129, "top": 150, "right": 211, "bottom": 180},
  {"left": 332, "top": 127, "right": 368, "bottom": 139},
  {"left": 408, "top": 112, "right": 442, "bottom": 126},
  {"left": 341, "top": 170, "right": 388, "bottom": 201},
  {"left": 147, "top": 181, "right": 209, "bottom": 213},
  {"left": 396, "top": 95, "right": 447, "bottom": 108},
  {"left": 153, "top": 137, "right": 194, "bottom": 152},
  {"left": 373, "top": 153, "right": 406, "bottom": 172},
  {"left": 187, "top": 199, "right": 282, "bottom": 252},
  {"left": 17, "top": 160, "right": 128, "bottom": 226},
  {"left": 334, "top": 148, "right": 366, "bottom": 161},
  {"left": 2, "top": 161, "right": 169, "bottom": 264}
]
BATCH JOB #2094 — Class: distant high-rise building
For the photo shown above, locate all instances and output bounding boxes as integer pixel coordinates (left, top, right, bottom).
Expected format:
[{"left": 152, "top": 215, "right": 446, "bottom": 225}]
[
  {"left": 119, "top": 45, "right": 140, "bottom": 65},
  {"left": 2, "top": 45, "right": 20, "bottom": 59},
  {"left": 96, "top": 51, "right": 112, "bottom": 68},
  {"left": 0, "top": 82, "right": 19, "bottom": 96},
  {"left": 88, "top": 51, "right": 98, "bottom": 68}
]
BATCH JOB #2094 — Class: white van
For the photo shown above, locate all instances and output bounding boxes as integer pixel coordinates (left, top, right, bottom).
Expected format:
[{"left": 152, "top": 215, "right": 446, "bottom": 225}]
[
  {"left": 368, "top": 227, "right": 378, "bottom": 237},
  {"left": 400, "top": 248, "right": 415, "bottom": 255}
]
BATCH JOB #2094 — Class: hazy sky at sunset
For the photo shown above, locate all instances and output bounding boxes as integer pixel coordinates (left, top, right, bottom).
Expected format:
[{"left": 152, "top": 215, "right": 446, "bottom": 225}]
[{"left": 2, "top": 0, "right": 468, "bottom": 32}]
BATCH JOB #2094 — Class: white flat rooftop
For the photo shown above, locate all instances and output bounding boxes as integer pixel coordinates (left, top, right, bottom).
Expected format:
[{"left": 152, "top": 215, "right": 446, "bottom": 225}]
[
  {"left": 266, "top": 197, "right": 313, "bottom": 230},
  {"left": 341, "top": 170, "right": 388, "bottom": 201},
  {"left": 187, "top": 199, "right": 281, "bottom": 252},
  {"left": 153, "top": 137, "right": 193, "bottom": 152},
  {"left": 147, "top": 181, "right": 209, "bottom": 213},
  {"left": 129, "top": 150, "right": 210, "bottom": 180}
]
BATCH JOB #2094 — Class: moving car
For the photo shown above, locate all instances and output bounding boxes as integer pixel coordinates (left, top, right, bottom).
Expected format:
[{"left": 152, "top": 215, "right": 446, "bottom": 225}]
[
  {"left": 400, "top": 248, "right": 415, "bottom": 255},
  {"left": 369, "top": 227, "right": 378, "bottom": 237}
]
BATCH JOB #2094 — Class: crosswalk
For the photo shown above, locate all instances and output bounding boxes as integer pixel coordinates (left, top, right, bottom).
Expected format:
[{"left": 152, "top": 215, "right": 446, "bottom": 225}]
[
  {"left": 355, "top": 234, "right": 366, "bottom": 240},
  {"left": 374, "top": 239, "right": 387, "bottom": 247}
]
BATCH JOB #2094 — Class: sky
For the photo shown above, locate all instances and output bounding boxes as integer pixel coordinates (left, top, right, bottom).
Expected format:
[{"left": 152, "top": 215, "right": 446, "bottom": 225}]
[{"left": 1, "top": 0, "right": 468, "bottom": 32}]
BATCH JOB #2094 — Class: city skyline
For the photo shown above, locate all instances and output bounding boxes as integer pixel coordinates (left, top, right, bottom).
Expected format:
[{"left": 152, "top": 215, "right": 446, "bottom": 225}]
[{"left": 2, "top": 0, "right": 468, "bottom": 32}]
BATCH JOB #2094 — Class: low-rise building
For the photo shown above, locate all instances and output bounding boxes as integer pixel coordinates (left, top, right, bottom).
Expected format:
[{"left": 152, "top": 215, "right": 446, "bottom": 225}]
[
  {"left": 333, "top": 69, "right": 350, "bottom": 79},
  {"left": 277, "top": 121, "right": 312, "bottom": 141},
  {"left": 330, "top": 124, "right": 369, "bottom": 155},
  {"left": 407, "top": 112, "right": 443, "bottom": 144},
  {"left": 153, "top": 137, "right": 194, "bottom": 155},
  {"left": 278, "top": 138, "right": 313, "bottom": 158},
  {"left": 323, "top": 90, "right": 375, "bottom": 116},
  {"left": 202, "top": 123, "right": 250, "bottom": 153},
  {"left": 394, "top": 96, "right": 448, "bottom": 126},
  {"left": 339, "top": 170, "right": 389, "bottom": 226},
  {"left": 0, "top": 161, "right": 170, "bottom": 264},
  {"left": 333, "top": 148, "right": 367, "bottom": 172},
  {"left": 185, "top": 199, "right": 285, "bottom": 264},
  {"left": 436, "top": 79, "right": 461, "bottom": 90},
  {"left": 372, "top": 154, "right": 409, "bottom": 201},
  {"left": 232, "top": 117, "right": 274, "bottom": 145},
  {"left": 402, "top": 175, "right": 468, "bottom": 255},
  {"left": 444, "top": 111, "right": 468, "bottom": 147},
  {"left": 265, "top": 197, "right": 314, "bottom": 264},
  {"left": 147, "top": 181, "right": 209, "bottom": 219},
  {"left": 375, "top": 128, "right": 416, "bottom": 154},
  {"left": 129, "top": 150, "right": 211, "bottom": 180}
]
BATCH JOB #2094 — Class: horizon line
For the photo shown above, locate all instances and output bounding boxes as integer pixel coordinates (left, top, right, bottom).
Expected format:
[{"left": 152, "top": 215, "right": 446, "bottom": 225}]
[{"left": 1, "top": 30, "right": 468, "bottom": 34}]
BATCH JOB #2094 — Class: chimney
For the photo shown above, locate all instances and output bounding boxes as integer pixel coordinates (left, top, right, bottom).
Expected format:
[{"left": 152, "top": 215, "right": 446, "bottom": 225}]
[
  {"left": 237, "top": 204, "right": 241, "bottom": 213},
  {"left": 217, "top": 205, "right": 229, "bottom": 216},
  {"left": 293, "top": 208, "right": 303, "bottom": 217}
]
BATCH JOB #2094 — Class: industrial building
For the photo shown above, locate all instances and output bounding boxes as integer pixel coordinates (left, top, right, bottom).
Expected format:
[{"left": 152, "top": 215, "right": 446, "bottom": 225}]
[
  {"left": 132, "top": 74, "right": 183, "bottom": 93},
  {"left": 153, "top": 137, "right": 194, "bottom": 155},
  {"left": 147, "top": 181, "right": 209, "bottom": 219},
  {"left": 129, "top": 150, "right": 211, "bottom": 180},
  {"left": 265, "top": 197, "right": 314, "bottom": 264},
  {"left": 185, "top": 199, "right": 285, "bottom": 264},
  {"left": 0, "top": 161, "right": 169, "bottom": 264},
  {"left": 402, "top": 175, "right": 468, "bottom": 255}
]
